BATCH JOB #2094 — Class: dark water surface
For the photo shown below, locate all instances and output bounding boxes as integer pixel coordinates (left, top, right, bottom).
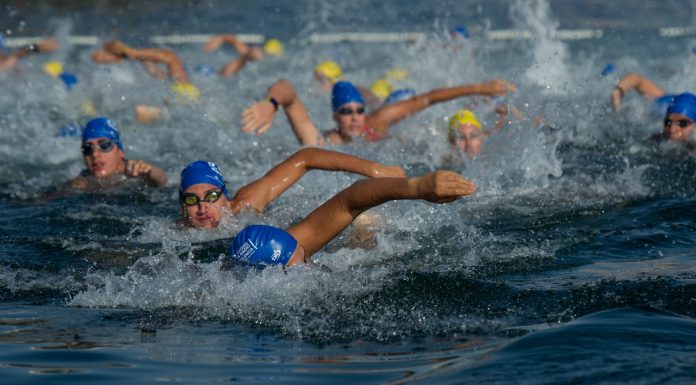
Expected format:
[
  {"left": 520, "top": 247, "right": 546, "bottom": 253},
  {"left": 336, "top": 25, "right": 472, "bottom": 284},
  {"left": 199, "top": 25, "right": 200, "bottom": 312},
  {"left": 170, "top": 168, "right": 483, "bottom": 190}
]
[{"left": 2, "top": 0, "right": 696, "bottom": 383}]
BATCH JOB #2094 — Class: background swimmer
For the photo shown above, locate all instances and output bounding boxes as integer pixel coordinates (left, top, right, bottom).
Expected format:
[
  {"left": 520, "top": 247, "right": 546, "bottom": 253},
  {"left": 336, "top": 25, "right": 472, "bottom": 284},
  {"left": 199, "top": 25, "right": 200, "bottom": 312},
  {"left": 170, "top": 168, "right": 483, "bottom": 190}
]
[
  {"left": 202, "top": 34, "right": 284, "bottom": 78},
  {"left": 242, "top": 78, "right": 516, "bottom": 146},
  {"left": 0, "top": 37, "right": 58, "bottom": 71},
  {"left": 68, "top": 117, "right": 167, "bottom": 190}
]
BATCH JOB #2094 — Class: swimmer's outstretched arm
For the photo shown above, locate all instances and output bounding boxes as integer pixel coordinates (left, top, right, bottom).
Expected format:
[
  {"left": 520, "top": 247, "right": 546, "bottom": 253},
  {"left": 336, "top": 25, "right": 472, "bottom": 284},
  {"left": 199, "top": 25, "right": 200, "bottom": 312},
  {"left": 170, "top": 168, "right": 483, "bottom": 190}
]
[
  {"left": 366, "top": 79, "right": 517, "bottom": 134},
  {"left": 204, "top": 34, "right": 260, "bottom": 78},
  {"left": 242, "top": 79, "right": 323, "bottom": 146},
  {"left": 284, "top": 171, "right": 477, "bottom": 265},
  {"left": 105, "top": 41, "right": 189, "bottom": 83},
  {"left": 612, "top": 73, "right": 665, "bottom": 112},
  {"left": 229, "top": 147, "right": 404, "bottom": 213},
  {"left": 0, "top": 38, "right": 58, "bottom": 70}
]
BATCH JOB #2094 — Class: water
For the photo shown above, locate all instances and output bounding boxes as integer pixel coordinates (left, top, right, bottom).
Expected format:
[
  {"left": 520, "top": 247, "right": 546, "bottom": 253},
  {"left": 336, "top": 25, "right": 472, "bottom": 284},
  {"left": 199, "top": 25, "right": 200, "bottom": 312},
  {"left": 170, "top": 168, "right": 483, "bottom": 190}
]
[{"left": 2, "top": 0, "right": 696, "bottom": 383}]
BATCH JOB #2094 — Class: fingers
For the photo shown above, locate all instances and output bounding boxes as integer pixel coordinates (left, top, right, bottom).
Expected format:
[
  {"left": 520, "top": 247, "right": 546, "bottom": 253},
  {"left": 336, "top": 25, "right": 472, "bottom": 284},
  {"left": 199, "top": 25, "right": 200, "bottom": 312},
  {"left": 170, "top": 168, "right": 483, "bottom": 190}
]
[
  {"left": 126, "top": 160, "right": 152, "bottom": 177},
  {"left": 257, "top": 123, "right": 272, "bottom": 136}
]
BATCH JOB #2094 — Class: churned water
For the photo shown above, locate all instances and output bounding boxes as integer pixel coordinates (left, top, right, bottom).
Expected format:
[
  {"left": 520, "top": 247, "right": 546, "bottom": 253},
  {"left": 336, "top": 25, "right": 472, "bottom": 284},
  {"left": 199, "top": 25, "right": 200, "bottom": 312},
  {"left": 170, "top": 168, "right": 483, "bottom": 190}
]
[{"left": 2, "top": 0, "right": 696, "bottom": 383}]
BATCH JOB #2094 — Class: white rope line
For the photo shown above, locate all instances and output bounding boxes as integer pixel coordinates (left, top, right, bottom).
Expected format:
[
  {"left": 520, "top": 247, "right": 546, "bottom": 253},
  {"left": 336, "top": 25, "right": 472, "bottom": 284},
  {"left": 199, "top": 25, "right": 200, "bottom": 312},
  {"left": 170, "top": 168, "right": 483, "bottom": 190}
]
[{"left": 0, "top": 28, "right": 686, "bottom": 48}]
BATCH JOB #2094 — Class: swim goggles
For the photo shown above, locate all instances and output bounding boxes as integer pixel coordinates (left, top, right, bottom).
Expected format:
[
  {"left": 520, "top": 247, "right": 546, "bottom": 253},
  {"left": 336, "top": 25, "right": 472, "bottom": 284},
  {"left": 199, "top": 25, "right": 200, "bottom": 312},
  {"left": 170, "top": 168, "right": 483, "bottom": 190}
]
[
  {"left": 664, "top": 118, "right": 693, "bottom": 128},
  {"left": 337, "top": 106, "right": 365, "bottom": 115},
  {"left": 180, "top": 190, "right": 223, "bottom": 206},
  {"left": 81, "top": 139, "right": 116, "bottom": 156}
]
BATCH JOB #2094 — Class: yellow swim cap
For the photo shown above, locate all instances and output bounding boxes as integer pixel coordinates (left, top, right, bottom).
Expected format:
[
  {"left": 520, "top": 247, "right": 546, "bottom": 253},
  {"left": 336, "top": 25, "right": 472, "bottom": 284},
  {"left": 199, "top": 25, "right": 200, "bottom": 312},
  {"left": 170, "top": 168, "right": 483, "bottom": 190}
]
[
  {"left": 170, "top": 82, "right": 201, "bottom": 103},
  {"left": 263, "top": 38, "right": 284, "bottom": 57},
  {"left": 43, "top": 61, "right": 63, "bottom": 78},
  {"left": 80, "top": 99, "right": 98, "bottom": 117},
  {"left": 385, "top": 68, "right": 409, "bottom": 81},
  {"left": 370, "top": 79, "right": 392, "bottom": 100},
  {"left": 314, "top": 61, "right": 343, "bottom": 83},
  {"left": 449, "top": 109, "right": 482, "bottom": 131}
]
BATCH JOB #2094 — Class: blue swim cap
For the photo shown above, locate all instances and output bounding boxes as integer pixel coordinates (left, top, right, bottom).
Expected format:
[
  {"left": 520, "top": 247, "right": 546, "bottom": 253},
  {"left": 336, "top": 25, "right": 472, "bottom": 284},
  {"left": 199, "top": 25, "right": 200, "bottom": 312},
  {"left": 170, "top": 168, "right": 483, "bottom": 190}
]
[
  {"left": 384, "top": 88, "right": 416, "bottom": 104},
  {"left": 59, "top": 72, "right": 79, "bottom": 91},
  {"left": 600, "top": 64, "right": 615, "bottom": 77},
  {"left": 57, "top": 121, "right": 81, "bottom": 138},
  {"left": 0, "top": 33, "right": 4, "bottom": 50},
  {"left": 666, "top": 93, "right": 696, "bottom": 122},
  {"left": 179, "top": 160, "right": 228, "bottom": 197},
  {"left": 82, "top": 117, "right": 123, "bottom": 150},
  {"left": 230, "top": 225, "right": 298, "bottom": 267},
  {"left": 331, "top": 81, "right": 364, "bottom": 111},
  {"left": 194, "top": 63, "right": 217, "bottom": 76},
  {"left": 451, "top": 26, "right": 469, "bottom": 39}
]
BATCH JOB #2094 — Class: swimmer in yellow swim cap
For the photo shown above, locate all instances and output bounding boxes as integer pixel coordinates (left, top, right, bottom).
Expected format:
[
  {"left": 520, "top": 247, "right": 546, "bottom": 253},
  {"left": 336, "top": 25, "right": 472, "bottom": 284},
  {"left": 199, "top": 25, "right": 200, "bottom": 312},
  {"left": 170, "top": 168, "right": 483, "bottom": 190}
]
[
  {"left": 42, "top": 61, "right": 63, "bottom": 77},
  {"left": 448, "top": 109, "right": 484, "bottom": 158},
  {"left": 203, "top": 34, "right": 284, "bottom": 78}
]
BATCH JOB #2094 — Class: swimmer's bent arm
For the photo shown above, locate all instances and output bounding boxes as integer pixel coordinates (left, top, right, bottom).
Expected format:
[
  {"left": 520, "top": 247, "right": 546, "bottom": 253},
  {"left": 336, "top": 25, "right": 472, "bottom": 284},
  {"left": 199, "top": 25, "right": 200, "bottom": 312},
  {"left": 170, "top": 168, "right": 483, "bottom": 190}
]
[
  {"left": 284, "top": 171, "right": 478, "bottom": 265},
  {"left": 366, "top": 79, "right": 517, "bottom": 134},
  {"left": 124, "top": 160, "right": 167, "bottom": 187},
  {"left": 612, "top": 73, "right": 665, "bottom": 112},
  {"left": 229, "top": 148, "right": 405, "bottom": 213},
  {"left": 242, "top": 79, "right": 322, "bottom": 146}
]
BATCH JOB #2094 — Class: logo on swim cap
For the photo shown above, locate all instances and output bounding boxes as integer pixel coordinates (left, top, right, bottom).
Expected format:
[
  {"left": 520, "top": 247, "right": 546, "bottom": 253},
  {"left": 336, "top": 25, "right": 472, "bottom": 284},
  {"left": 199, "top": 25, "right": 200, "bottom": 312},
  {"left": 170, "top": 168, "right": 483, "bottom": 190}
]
[
  {"left": 82, "top": 117, "right": 123, "bottom": 150},
  {"left": 314, "top": 61, "right": 343, "bottom": 83},
  {"left": 230, "top": 225, "right": 298, "bottom": 267},
  {"left": 179, "top": 160, "right": 228, "bottom": 197},
  {"left": 331, "top": 81, "right": 364, "bottom": 111},
  {"left": 666, "top": 93, "right": 696, "bottom": 122}
]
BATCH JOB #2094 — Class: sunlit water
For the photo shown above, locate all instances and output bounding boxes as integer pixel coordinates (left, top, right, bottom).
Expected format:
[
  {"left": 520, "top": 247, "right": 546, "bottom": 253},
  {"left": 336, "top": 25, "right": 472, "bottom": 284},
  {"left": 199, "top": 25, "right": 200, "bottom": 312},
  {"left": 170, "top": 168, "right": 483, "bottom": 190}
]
[{"left": 2, "top": 0, "right": 696, "bottom": 384}]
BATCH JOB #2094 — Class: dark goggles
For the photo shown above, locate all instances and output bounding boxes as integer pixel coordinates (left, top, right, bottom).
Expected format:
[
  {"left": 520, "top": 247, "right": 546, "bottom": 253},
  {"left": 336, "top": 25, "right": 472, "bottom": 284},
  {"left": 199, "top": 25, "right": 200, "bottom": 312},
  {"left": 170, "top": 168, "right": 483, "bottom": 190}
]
[
  {"left": 81, "top": 139, "right": 116, "bottom": 156},
  {"left": 180, "top": 190, "right": 223, "bottom": 206},
  {"left": 337, "top": 106, "right": 365, "bottom": 115},
  {"left": 664, "top": 118, "right": 693, "bottom": 128}
]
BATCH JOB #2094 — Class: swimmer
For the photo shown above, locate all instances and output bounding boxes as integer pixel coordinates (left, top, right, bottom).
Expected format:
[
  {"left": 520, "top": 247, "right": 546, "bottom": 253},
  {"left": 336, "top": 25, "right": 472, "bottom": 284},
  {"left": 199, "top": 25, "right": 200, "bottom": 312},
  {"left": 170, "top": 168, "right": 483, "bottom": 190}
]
[
  {"left": 228, "top": 169, "right": 477, "bottom": 268},
  {"left": 313, "top": 60, "right": 381, "bottom": 108},
  {"left": 447, "top": 109, "right": 493, "bottom": 159},
  {"left": 612, "top": 73, "right": 696, "bottom": 143},
  {"left": 68, "top": 117, "right": 167, "bottom": 190},
  {"left": 242, "top": 78, "right": 516, "bottom": 146},
  {"left": 0, "top": 37, "right": 58, "bottom": 71},
  {"left": 202, "top": 34, "right": 283, "bottom": 78},
  {"left": 92, "top": 40, "right": 199, "bottom": 124},
  {"left": 179, "top": 148, "right": 405, "bottom": 228}
]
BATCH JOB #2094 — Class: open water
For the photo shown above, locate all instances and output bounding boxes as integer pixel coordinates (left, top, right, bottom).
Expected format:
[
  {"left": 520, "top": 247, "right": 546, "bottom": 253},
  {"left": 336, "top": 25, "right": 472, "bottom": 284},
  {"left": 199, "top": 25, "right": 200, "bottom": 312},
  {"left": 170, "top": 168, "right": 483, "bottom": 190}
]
[{"left": 2, "top": 0, "right": 696, "bottom": 383}]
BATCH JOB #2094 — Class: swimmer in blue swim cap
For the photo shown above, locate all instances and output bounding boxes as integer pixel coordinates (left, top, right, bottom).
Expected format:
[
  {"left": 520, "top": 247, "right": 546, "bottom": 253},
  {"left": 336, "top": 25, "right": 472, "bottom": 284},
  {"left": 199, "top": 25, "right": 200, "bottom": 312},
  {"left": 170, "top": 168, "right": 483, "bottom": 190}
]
[
  {"left": 0, "top": 37, "right": 59, "bottom": 72},
  {"left": 227, "top": 169, "right": 477, "bottom": 268},
  {"left": 67, "top": 117, "right": 167, "bottom": 189},
  {"left": 242, "top": 78, "right": 516, "bottom": 146},
  {"left": 612, "top": 73, "right": 696, "bottom": 143},
  {"left": 178, "top": 148, "right": 405, "bottom": 228}
]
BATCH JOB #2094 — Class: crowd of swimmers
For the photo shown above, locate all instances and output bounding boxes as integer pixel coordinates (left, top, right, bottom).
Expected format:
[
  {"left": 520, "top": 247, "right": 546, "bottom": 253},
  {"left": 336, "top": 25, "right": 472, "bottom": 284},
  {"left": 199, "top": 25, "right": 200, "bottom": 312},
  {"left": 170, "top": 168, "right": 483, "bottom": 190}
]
[{"left": 4, "top": 29, "right": 696, "bottom": 270}]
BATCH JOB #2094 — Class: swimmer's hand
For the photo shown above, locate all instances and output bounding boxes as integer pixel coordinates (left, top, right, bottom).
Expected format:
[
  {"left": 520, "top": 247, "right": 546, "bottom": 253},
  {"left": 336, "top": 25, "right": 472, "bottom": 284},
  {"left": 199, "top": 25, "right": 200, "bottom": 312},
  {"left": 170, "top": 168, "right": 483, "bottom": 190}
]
[
  {"left": 411, "top": 171, "right": 477, "bottom": 203},
  {"left": 370, "top": 164, "right": 405, "bottom": 178},
  {"left": 38, "top": 38, "right": 59, "bottom": 53},
  {"left": 125, "top": 159, "right": 153, "bottom": 177},
  {"left": 480, "top": 80, "right": 517, "bottom": 96},
  {"left": 242, "top": 99, "right": 276, "bottom": 136}
]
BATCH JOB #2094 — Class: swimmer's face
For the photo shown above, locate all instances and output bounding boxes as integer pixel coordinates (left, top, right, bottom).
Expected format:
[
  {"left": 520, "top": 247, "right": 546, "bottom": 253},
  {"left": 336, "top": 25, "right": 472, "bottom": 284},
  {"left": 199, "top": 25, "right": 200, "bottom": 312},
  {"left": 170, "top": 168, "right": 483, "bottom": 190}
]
[
  {"left": 180, "top": 183, "right": 229, "bottom": 229},
  {"left": 334, "top": 102, "right": 367, "bottom": 137},
  {"left": 313, "top": 71, "right": 334, "bottom": 93},
  {"left": 82, "top": 137, "right": 126, "bottom": 178},
  {"left": 453, "top": 124, "right": 484, "bottom": 159},
  {"left": 663, "top": 113, "right": 695, "bottom": 142}
]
